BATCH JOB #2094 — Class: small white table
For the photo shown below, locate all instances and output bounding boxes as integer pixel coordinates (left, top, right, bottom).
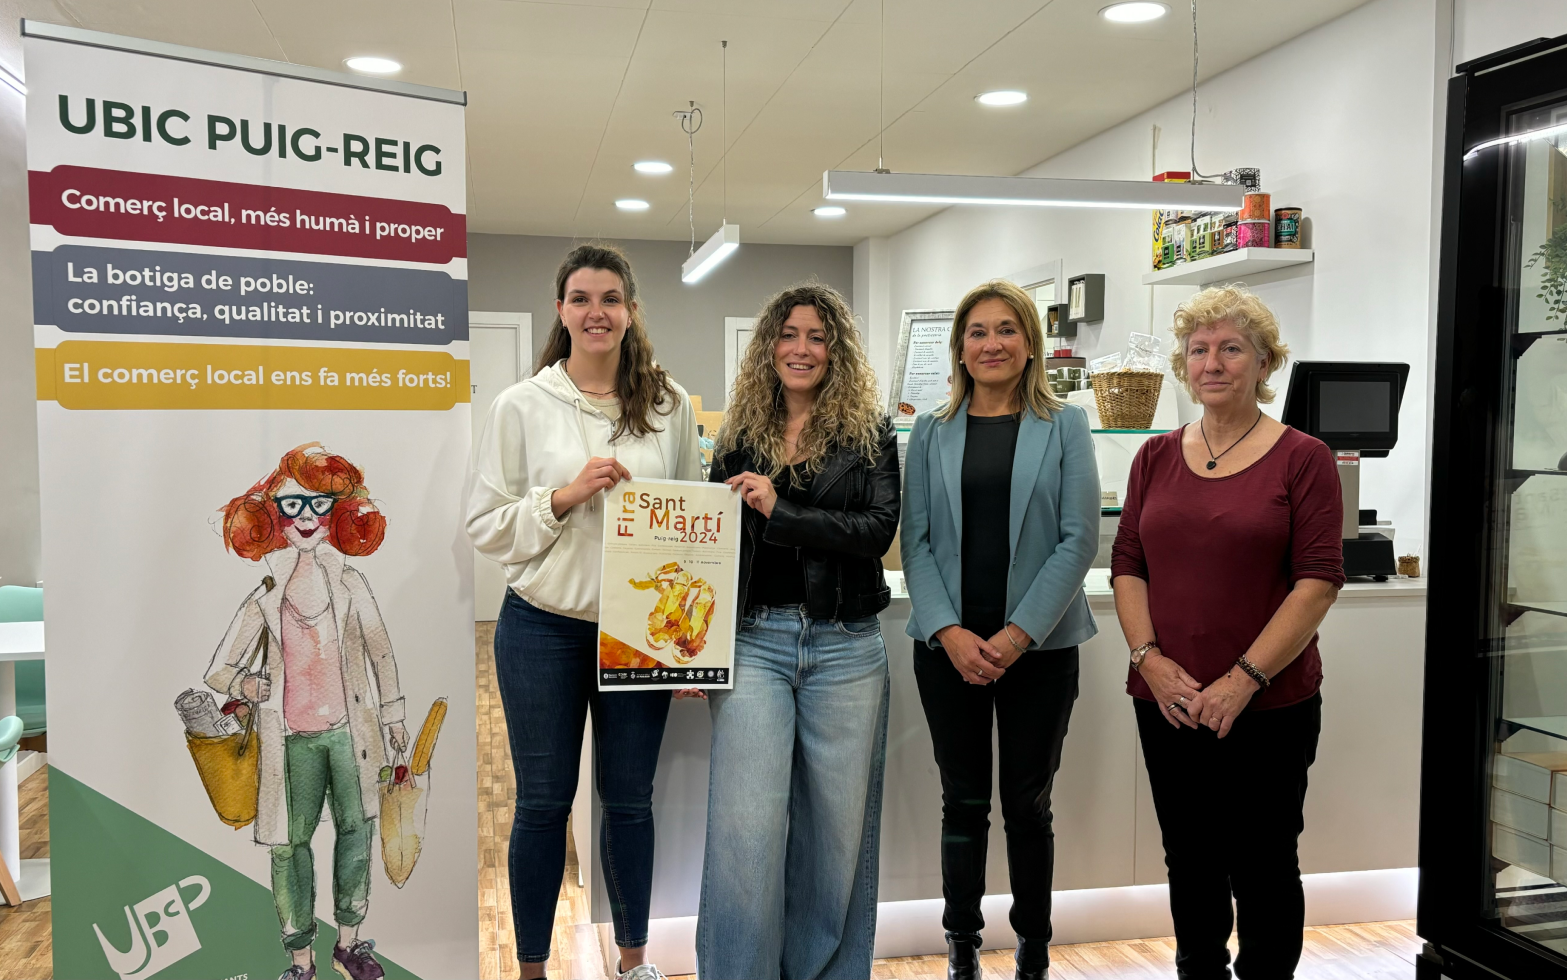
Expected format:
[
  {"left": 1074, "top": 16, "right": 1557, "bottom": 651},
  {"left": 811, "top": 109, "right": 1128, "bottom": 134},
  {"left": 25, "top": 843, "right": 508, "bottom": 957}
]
[{"left": 0, "top": 621, "right": 49, "bottom": 902}]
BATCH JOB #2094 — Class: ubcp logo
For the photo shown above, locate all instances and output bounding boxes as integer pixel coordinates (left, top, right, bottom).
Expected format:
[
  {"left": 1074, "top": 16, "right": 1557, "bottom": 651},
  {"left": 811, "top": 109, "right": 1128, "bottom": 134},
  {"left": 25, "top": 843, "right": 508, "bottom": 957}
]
[{"left": 93, "top": 875, "right": 212, "bottom": 980}]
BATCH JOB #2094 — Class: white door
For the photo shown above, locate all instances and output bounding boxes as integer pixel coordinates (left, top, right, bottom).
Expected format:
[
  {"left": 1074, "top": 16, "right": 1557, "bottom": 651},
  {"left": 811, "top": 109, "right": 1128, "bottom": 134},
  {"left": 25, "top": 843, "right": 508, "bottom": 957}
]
[
  {"left": 724, "top": 317, "right": 755, "bottom": 409},
  {"left": 469, "top": 312, "right": 531, "bottom": 622}
]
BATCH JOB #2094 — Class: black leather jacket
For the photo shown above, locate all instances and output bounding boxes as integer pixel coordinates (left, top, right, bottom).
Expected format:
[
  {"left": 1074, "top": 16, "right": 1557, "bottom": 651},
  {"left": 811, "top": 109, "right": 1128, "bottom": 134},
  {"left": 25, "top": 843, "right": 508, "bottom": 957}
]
[{"left": 710, "top": 419, "right": 900, "bottom": 623}]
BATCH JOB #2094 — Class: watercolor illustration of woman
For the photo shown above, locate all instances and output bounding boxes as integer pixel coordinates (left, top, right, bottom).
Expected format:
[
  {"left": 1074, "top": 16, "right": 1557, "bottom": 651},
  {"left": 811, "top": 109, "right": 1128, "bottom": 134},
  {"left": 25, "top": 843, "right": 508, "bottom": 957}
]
[{"left": 206, "top": 443, "right": 404, "bottom": 980}]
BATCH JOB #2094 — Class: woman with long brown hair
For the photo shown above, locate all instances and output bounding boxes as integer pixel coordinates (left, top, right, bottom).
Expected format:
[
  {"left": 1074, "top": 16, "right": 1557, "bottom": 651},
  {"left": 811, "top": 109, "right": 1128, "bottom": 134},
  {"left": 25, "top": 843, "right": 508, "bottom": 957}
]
[
  {"left": 467, "top": 243, "right": 701, "bottom": 980},
  {"left": 693, "top": 282, "right": 899, "bottom": 980}
]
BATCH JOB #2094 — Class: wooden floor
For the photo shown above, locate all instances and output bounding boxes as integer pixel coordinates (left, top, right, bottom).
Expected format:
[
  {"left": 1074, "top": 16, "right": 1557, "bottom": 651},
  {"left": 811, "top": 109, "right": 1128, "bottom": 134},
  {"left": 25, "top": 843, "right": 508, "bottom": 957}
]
[
  {"left": 0, "top": 625, "right": 1424, "bottom": 978},
  {"left": 0, "top": 766, "right": 52, "bottom": 980}
]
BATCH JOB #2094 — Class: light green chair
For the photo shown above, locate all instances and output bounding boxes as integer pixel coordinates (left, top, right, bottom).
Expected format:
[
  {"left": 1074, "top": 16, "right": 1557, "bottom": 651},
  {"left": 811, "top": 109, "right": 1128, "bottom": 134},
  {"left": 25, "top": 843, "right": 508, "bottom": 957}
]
[{"left": 0, "top": 587, "right": 45, "bottom": 737}]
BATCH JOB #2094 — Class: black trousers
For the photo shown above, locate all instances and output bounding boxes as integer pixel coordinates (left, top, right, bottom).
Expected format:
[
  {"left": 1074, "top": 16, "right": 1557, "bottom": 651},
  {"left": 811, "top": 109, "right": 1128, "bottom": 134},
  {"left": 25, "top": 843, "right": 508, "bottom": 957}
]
[
  {"left": 1135, "top": 693, "right": 1323, "bottom": 980},
  {"left": 913, "top": 641, "right": 1079, "bottom": 969}
]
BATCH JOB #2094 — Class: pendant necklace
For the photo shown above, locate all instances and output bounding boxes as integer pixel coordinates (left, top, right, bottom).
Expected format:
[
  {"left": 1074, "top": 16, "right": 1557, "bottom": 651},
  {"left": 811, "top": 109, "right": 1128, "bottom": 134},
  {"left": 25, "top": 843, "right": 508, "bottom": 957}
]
[{"left": 1199, "top": 411, "right": 1264, "bottom": 471}]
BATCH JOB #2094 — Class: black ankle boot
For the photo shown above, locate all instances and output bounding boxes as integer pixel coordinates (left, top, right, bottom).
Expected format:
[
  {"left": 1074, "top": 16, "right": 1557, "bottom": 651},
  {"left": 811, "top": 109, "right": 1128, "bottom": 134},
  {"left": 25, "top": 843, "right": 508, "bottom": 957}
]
[
  {"left": 1014, "top": 938, "right": 1048, "bottom": 980},
  {"left": 946, "top": 932, "right": 982, "bottom": 980}
]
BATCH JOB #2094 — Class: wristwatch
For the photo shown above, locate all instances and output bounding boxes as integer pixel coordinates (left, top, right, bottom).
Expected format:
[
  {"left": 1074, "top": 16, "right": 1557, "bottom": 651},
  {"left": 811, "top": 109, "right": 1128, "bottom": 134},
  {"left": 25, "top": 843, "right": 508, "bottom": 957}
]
[{"left": 1129, "top": 641, "right": 1159, "bottom": 670}]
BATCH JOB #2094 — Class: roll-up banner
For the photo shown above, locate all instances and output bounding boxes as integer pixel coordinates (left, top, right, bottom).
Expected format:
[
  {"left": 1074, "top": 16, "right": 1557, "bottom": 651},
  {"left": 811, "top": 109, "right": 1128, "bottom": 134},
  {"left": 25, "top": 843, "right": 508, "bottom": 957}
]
[{"left": 23, "top": 23, "right": 477, "bottom": 980}]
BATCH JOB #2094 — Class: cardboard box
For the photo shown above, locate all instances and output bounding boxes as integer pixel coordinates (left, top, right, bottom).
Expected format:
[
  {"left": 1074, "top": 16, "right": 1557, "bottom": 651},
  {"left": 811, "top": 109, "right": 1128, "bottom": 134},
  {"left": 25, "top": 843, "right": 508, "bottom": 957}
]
[
  {"left": 1555, "top": 845, "right": 1567, "bottom": 886},
  {"left": 1495, "top": 824, "right": 1553, "bottom": 877},
  {"left": 1495, "top": 752, "right": 1567, "bottom": 804},
  {"left": 1554, "top": 807, "right": 1567, "bottom": 844},
  {"left": 1494, "top": 788, "right": 1552, "bottom": 840}
]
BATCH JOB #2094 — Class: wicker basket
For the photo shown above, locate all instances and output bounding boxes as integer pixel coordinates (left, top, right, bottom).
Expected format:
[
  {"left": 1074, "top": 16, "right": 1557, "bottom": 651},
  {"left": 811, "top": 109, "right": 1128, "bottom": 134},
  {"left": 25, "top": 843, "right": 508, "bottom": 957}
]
[{"left": 1090, "top": 371, "right": 1163, "bottom": 429}]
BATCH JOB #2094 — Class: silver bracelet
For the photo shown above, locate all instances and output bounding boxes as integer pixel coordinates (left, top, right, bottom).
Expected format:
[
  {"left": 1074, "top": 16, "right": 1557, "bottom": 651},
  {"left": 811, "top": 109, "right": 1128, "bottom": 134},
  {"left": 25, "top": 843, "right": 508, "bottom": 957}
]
[{"left": 1004, "top": 624, "right": 1027, "bottom": 655}]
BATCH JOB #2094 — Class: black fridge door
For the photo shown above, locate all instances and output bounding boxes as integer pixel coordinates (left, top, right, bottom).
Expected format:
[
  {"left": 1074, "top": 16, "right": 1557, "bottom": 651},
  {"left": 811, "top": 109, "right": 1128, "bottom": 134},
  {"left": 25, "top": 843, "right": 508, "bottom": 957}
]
[{"left": 1422, "top": 32, "right": 1567, "bottom": 980}]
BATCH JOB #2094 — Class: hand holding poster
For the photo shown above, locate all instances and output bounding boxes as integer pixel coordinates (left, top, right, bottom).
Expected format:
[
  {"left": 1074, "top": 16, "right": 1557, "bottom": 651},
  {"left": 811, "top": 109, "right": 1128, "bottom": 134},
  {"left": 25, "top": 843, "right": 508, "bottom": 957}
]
[{"left": 599, "top": 479, "right": 740, "bottom": 690}]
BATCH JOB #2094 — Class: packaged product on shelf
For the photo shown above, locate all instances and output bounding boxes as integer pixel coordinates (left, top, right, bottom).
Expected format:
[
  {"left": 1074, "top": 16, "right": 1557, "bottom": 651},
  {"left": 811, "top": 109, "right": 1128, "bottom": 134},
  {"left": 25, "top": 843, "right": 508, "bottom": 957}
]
[
  {"left": 1172, "top": 217, "right": 1192, "bottom": 263},
  {"left": 1089, "top": 352, "right": 1124, "bottom": 374},
  {"left": 1225, "top": 167, "right": 1262, "bottom": 193},
  {"left": 1238, "top": 219, "right": 1272, "bottom": 248},
  {"left": 1123, "top": 332, "right": 1167, "bottom": 373},
  {"left": 1274, "top": 207, "right": 1303, "bottom": 248},
  {"left": 1189, "top": 214, "right": 1212, "bottom": 261},
  {"left": 1241, "top": 191, "right": 1272, "bottom": 221},
  {"left": 1220, "top": 215, "right": 1239, "bottom": 253}
]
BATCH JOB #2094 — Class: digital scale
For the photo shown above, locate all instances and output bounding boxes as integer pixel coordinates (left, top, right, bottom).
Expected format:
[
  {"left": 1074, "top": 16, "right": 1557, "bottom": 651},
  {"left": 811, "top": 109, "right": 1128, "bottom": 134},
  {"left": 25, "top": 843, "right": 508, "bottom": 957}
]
[{"left": 1281, "top": 361, "right": 1410, "bottom": 580}]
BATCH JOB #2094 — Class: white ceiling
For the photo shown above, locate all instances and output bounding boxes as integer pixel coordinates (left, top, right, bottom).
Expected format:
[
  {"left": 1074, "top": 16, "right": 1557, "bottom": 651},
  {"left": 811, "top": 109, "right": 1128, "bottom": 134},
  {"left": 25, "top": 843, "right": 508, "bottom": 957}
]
[{"left": 12, "top": 0, "right": 1369, "bottom": 245}]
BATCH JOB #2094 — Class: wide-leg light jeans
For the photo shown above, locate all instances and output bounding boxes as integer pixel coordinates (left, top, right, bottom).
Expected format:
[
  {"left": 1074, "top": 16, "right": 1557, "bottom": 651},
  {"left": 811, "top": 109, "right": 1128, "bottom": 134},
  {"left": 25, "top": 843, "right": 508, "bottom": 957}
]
[{"left": 696, "top": 604, "right": 890, "bottom": 980}]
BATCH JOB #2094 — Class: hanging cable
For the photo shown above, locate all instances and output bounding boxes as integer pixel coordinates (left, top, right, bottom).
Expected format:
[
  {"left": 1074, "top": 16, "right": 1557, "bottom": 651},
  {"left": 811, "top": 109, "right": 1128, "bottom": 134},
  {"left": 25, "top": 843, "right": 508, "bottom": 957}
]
[
  {"left": 675, "top": 102, "right": 703, "bottom": 256},
  {"left": 877, "top": 0, "right": 887, "bottom": 172},
  {"left": 722, "top": 40, "right": 728, "bottom": 222},
  {"left": 1189, "top": 0, "right": 1221, "bottom": 179}
]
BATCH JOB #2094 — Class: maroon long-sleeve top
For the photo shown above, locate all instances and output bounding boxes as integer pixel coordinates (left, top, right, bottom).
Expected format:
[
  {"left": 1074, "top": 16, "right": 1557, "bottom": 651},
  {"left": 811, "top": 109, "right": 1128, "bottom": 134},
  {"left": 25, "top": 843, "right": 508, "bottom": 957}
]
[{"left": 1111, "top": 426, "right": 1345, "bottom": 710}]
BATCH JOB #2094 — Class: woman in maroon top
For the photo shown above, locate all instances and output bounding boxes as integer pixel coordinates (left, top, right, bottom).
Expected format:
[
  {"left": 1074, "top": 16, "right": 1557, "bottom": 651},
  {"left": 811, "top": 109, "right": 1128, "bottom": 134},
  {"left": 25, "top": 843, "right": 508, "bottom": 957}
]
[{"left": 1111, "top": 287, "right": 1343, "bottom": 980}]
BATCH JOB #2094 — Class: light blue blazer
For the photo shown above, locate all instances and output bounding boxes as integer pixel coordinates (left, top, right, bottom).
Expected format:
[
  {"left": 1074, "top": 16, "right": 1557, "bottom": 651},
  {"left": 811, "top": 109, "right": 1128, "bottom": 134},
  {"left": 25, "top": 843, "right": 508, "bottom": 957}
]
[{"left": 900, "top": 400, "right": 1100, "bottom": 650}]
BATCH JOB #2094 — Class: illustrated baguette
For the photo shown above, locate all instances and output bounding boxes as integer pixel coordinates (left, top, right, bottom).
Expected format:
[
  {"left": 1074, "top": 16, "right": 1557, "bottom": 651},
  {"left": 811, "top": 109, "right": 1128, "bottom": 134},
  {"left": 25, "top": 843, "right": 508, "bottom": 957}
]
[{"left": 410, "top": 697, "right": 447, "bottom": 776}]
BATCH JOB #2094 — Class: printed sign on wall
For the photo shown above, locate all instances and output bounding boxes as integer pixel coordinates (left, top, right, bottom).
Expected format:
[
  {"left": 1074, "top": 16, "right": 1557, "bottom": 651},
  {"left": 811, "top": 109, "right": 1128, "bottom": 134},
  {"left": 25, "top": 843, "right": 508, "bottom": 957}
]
[
  {"left": 599, "top": 479, "right": 740, "bottom": 690},
  {"left": 25, "top": 23, "right": 477, "bottom": 980}
]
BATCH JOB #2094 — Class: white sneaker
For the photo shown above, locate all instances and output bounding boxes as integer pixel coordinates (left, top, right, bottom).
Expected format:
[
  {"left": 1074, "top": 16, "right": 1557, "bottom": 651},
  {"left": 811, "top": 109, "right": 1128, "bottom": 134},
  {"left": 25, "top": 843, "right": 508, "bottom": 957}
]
[{"left": 616, "top": 962, "right": 667, "bottom": 980}]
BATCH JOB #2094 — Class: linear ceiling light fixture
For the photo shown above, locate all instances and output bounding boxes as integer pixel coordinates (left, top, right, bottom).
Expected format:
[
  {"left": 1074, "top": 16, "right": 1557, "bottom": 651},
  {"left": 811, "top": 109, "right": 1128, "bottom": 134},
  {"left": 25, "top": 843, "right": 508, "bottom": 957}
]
[
  {"left": 822, "top": 170, "right": 1242, "bottom": 211},
  {"left": 683, "top": 223, "right": 741, "bottom": 283},
  {"left": 976, "top": 90, "right": 1027, "bottom": 106},
  {"left": 615, "top": 199, "right": 650, "bottom": 210},
  {"left": 682, "top": 40, "right": 739, "bottom": 285},
  {"left": 825, "top": 1, "right": 1228, "bottom": 213},
  {"left": 634, "top": 160, "right": 673, "bottom": 173}
]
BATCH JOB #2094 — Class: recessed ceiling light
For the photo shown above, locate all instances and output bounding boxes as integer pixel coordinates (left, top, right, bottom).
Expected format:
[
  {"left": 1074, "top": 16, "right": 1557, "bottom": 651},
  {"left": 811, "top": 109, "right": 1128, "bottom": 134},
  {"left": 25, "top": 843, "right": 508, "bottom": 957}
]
[
  {"left": 976, "top": 90, "right": 1028, "bottom": 107},
  {"left": 813, "top": 206, "right": 847, "bottom": 217},
  {"left": 615, "top": 199, "right": 651, "bottom": 211},
  {"left": 633, "top": 161, "right": 674, "bottom": 174},
  {"left": 344, "top": 56, "right": 402, "bottom": 75},
  {"left": 1100, "top": 2, "right": 1169, "bottom": 23}
]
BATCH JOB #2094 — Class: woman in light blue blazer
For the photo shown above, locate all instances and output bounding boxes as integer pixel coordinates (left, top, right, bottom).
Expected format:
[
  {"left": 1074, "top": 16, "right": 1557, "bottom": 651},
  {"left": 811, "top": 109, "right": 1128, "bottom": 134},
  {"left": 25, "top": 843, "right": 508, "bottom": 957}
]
[{"left": 900, "top": 279, "right": 1099, "bottom": 980}]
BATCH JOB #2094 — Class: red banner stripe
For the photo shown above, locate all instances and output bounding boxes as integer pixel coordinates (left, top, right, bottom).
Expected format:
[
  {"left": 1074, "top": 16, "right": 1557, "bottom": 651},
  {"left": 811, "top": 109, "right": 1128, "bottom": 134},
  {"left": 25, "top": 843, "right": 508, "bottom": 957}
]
[{"left": 29, "top": 166, "right": 466, "bottom": 264}]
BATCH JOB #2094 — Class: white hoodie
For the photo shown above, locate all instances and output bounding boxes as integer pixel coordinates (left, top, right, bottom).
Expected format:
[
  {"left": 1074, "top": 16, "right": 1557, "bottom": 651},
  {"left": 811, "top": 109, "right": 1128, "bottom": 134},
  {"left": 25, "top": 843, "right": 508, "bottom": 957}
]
[{"left": 467, "top": 360, "right": 703, "bottom": 621}]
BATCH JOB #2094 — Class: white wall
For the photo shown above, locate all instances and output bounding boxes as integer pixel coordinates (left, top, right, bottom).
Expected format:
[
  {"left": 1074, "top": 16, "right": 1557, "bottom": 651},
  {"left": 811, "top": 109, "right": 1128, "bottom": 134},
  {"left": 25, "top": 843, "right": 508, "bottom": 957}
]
[
  {"left": 0, "top": 5, "right": 50, "bottom": 588},
  {"left": 871, "top": 0, "right": 1445, "bottom": 559},
  {"left": 1454, "top": 0, "right": 1567, "bottom": 67}
]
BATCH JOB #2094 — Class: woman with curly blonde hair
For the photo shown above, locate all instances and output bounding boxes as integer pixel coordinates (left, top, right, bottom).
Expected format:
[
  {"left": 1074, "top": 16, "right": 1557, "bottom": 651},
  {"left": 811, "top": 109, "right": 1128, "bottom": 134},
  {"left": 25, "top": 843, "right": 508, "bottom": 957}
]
[
  {"left": 1112, "top": 285, "right": 1342, "bottom": 979},
  {"left": 694, "top": 281, "right": 898, "bottom": 980}
]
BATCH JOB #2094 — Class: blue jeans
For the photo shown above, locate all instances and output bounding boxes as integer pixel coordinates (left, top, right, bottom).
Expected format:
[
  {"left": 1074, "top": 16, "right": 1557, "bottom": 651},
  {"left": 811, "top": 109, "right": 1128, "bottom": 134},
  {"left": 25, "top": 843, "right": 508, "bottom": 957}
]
[
  {"left": 696, "top": 605, "right": 890, "bottom": 980},
  {"left": 492, "top": 592, "right": 672, "bottom": 964}
]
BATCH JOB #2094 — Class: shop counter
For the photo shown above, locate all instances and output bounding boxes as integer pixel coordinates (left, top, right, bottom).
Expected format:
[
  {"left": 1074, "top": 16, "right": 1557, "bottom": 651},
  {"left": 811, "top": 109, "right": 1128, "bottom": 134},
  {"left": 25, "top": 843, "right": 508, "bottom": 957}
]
[{"left": 587, "top": 574, "right": 1427, "bottom": 973}]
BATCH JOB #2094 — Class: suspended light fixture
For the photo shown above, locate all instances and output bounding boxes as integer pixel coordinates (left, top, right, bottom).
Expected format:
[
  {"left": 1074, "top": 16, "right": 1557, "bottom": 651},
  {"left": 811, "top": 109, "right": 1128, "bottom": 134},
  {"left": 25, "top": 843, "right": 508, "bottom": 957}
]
[
  {"left": 822, "top": 170, "right": 1241, "bottom": 210},
  {"left": 683, "top": 223, "right": 741, "bottom": 283},
  {"left": 681, "top": 40, "right": 739, "bottom": 285},
  {"left": 836, "top": 0, "right": 1242, "bottom": 212}
]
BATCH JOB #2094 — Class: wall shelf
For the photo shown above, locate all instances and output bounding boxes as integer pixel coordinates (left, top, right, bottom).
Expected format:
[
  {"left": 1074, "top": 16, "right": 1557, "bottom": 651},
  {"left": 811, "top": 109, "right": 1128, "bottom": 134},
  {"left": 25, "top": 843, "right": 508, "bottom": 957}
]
[{"left": 1142, "top": 247, "right": 1314, "bottom": 286}]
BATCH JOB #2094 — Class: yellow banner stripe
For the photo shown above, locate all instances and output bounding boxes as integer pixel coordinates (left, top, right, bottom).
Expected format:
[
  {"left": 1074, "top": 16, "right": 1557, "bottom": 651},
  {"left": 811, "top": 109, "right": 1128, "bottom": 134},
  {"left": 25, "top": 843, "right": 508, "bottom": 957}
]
[{"left": 36, "top": 340, "right": 470, "bottom": 411}]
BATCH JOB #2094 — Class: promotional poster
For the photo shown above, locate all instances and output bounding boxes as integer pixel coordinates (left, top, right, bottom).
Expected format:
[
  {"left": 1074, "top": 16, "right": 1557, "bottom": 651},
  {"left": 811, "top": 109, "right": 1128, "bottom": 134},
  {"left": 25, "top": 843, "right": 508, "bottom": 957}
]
[
  {"left": 599, "top": 479, "right": 740, "bottom": 691},
  {"left": 26, "top": 24, "right": 477, "bottom": 980}
]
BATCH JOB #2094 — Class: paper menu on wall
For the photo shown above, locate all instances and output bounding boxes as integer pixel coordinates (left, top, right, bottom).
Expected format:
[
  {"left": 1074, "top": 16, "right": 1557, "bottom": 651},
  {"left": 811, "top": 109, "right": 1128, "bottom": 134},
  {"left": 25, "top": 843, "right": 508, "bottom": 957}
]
[
  {"left": 892, "top": 315, "right": 953, "bottom": 419},
  {"left": 599, "top": 478, "right": 741, "bottom": 690}
]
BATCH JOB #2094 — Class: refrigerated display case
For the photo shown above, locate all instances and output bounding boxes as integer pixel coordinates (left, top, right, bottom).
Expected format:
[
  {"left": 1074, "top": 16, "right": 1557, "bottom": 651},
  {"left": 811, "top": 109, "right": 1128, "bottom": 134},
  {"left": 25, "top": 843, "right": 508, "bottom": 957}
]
[{"left": 1420, "top": 31, "right": 1567, "bottom": 980}]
